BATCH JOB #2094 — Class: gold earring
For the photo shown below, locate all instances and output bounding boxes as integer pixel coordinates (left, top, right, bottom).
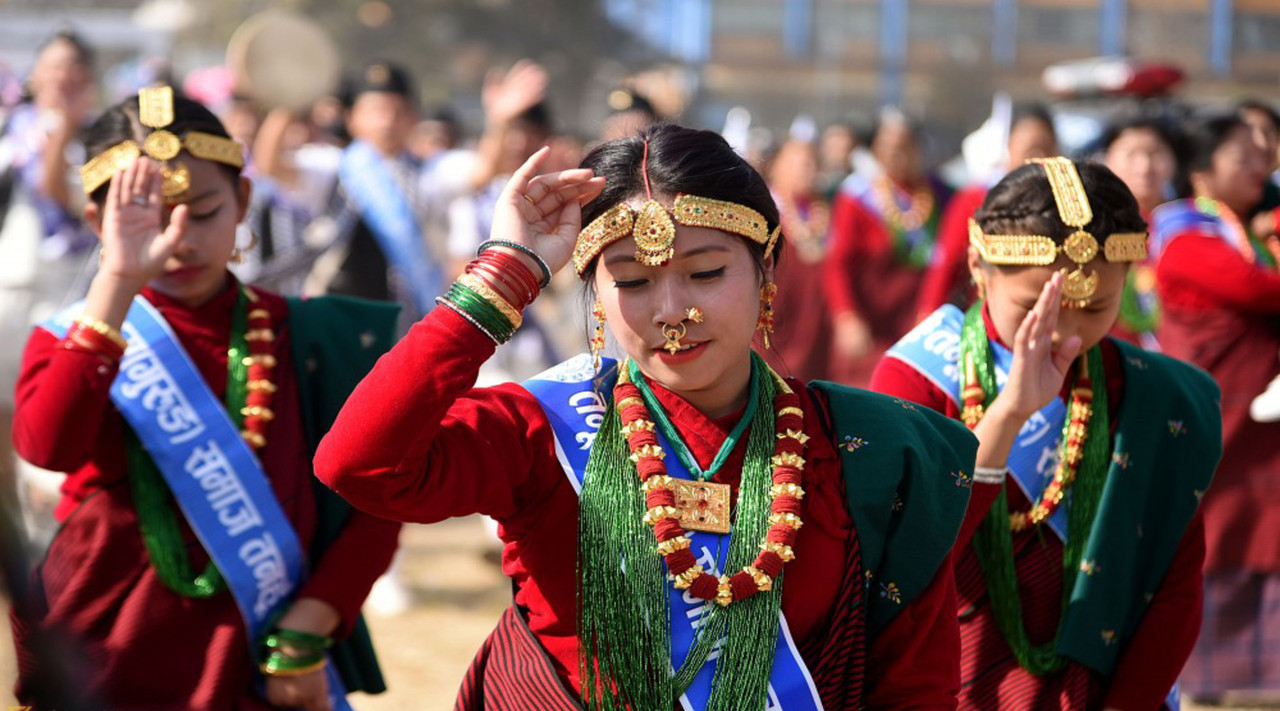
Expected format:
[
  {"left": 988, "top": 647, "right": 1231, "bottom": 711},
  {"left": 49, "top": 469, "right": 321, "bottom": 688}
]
[
  {"left": 757, "top": 282, "right": 777, "bottom": 349},
  {"left": 591, "top": 299, "right": 607, "bottom": 371},
  {"left": 229, "top": 231, "right": 260, "bottom": 265}
]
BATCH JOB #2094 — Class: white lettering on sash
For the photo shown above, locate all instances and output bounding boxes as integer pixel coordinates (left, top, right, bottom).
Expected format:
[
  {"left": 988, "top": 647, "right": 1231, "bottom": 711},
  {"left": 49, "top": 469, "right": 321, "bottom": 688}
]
[
  {"left": 185, "top": 442, "right": 266, "bottom": 536},
  {"left": 241, "top": 533, "right": 292, "bottom": 618},
  {"left": 118, "top": 341, "right": 207, "bottom": 444},
  {"left": 570, "top": 391, "right": 607, "bottom": 450}
]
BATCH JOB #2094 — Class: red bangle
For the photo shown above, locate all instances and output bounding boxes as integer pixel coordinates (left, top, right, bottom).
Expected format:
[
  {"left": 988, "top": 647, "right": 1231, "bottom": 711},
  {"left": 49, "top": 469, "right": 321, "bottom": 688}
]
[
  {"left": 478, "top": 251, "right": 541, "bottom": 298},
  {"left": 63, "top": 323, "right": 125, "bottom": 361},
  {"left": 468, "top": 260, "right": 535, "bottom": 308}
]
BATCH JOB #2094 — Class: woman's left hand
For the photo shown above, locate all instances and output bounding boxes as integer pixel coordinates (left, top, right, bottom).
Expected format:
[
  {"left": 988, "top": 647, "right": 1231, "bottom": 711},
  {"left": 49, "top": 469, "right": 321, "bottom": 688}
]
[{"left": 265, "top": 667, "right": 332, "bottom": 711}]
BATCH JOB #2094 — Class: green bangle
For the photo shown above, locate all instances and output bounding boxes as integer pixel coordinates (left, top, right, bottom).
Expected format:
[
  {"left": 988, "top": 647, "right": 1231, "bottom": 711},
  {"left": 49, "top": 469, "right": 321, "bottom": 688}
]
[
  {"left": 265, "top": 628, "right": 333, "bottom": 651},
  {"left": 443, "top": 281, "right": 517, "bottom": 343},
  {"left": 261, "top": 650, "right": 328, "bottom": 677}
]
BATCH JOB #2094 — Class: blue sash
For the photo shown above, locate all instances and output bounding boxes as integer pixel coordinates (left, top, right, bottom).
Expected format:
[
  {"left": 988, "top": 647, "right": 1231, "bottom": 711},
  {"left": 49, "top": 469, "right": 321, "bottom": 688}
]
[
  {"left": 885, "top": 306, "right": 1070, "bottom": 542},
  {"left": 884, "top": 308, "right": 1183, "bottom": 711},
  {"left": 1149, "top": 199, "right": 1229, "bottom": 259},
  {"left": 520, "top": 355, "right": 823, "bottom": 711},
  {"left": 339, "top": 141, "right": 443, "bottom": 317},
  {"left": 43, "top": 297, "right": 353, "bottom": 709}
]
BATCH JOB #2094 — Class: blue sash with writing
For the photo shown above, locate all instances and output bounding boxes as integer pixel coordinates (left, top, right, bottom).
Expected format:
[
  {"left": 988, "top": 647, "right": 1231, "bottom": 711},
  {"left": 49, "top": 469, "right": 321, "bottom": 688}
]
[
  {"left": 43, "top": 298, "right": 353, "bottom": 709},
  {"left": 340, "top": 141, "right": 443, "bottom": 317},
  {"left": 520, "top": 355, "right": 824, "bottom": 711},
  {"left": 884, "top": 308, "right": 1182, "bottom": 711},
  {"left": 885, "top": 306, "right": 1070, "bottom": 541}
]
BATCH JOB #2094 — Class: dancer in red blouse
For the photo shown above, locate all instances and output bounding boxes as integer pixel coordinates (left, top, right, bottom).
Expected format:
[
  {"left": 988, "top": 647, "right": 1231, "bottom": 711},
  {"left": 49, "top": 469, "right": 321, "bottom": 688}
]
[
  {"left": 317, "top": 123, "right": 979, "bottom": 710},
  {"left": 11, "top": 90, "right": 400, "bottom": 710},
  {"left": 873, "top": 159, "right": 1220, "bottom": 710},
  {"left": 1151, "top": 115, "right": 1280, "bottom": 703}
]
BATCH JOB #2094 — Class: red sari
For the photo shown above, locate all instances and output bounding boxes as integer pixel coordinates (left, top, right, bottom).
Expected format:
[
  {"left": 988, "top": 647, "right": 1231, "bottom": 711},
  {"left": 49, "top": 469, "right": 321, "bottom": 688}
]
[
  {"left": 10, "top": 278, "right": 401, "bottom": 709},
  {"left": 315, "top": 306, "right": 962, "bottom": 709},
  {"left": 871, "top": 309, "right": 1205, "bottom": 711}
]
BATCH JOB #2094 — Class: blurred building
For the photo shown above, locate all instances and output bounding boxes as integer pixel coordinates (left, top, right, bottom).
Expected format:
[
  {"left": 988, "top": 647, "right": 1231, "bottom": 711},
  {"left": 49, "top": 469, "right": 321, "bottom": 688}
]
[{"left": 607, "top": 0, "right": 1280, "bottom": 149}]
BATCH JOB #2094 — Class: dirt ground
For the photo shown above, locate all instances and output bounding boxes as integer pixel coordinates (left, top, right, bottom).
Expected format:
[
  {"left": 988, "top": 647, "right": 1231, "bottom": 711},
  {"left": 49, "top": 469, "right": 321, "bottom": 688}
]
[{"left": 0, "top": 516, "right": 1272, "bottom": 710}]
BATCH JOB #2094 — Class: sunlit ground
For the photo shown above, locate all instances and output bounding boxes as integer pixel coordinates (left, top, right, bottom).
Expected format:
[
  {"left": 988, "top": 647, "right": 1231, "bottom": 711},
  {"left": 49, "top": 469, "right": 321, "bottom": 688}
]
[{"left": 0, "top": 516, "right": 1273, "bottom": 709}]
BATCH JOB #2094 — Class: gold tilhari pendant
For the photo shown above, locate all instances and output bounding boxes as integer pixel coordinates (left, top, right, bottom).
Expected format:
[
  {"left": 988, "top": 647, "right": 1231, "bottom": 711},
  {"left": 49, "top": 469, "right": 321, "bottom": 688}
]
[{"left": 672, "top": 479, "right": 732, "bottom": 534}]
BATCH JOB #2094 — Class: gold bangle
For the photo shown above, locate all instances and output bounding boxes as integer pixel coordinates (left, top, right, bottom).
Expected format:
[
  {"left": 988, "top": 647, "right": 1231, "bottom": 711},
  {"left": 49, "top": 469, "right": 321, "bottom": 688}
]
[
  {"left": 74, "top": 316, "right": 128, "bottom": 351},
  {"left": 259, "top": 655, "right": 328, "bottom": 678},
  {"left": 458, "top": 273, "right": 523, "bottom": 330}
]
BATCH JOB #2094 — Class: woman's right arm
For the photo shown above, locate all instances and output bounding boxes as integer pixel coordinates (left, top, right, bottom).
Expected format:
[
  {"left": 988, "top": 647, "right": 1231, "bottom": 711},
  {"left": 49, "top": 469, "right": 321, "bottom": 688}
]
[
  {"left": 312, "top": 304, "right": 560, "bottom": 524},
  {"left": 315, "top": 146, "right": 606, "bottom": 525}
]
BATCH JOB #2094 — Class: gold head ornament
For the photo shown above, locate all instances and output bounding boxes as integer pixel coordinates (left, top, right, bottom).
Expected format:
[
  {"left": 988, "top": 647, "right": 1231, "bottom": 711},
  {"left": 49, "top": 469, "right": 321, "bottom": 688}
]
[
  {"left": 967, "top": 156, "right": 1148, "bottom": 308},
  {"left": 80, "top": 86, "right": 246, "bottom": 204}
]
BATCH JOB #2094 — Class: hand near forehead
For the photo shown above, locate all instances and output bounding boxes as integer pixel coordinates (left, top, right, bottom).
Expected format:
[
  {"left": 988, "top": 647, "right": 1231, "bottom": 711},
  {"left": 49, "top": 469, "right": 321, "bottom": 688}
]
[
  {"left": 97, "top": 156, "right": 189, "bottom": 289},
  {"left": 997, "top": 272, "right": 1083, "bottom": 419},
  {"left": 490, "top": 146, "right": 606, "bottom": 276}
]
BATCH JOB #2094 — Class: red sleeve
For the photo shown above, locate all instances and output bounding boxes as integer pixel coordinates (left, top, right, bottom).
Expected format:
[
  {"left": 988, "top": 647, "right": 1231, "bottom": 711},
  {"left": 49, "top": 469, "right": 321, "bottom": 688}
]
[
  {"left": 918, "top": 187, "right": 983, "bottom": 318},
  {"left": 296, "top": 508, "right": 401, "bottom": 637},
  {"left": 824, "top": 193, "right": 870, "bottom": 319},
  {"left": 1101, "top": 510, "right": 1206, "bottom": 711},
  {"left": 313, "top": 305, "right": 561, "bottom": 525},
  {"left": 12, "top": 326, "right": 119, "bottom": 473},
  {"left": 864, "top": 552, "right": 961, "bottom": 710},
  {"left": 1157, "top": 234, "right": 1280, "bottom": 314}
]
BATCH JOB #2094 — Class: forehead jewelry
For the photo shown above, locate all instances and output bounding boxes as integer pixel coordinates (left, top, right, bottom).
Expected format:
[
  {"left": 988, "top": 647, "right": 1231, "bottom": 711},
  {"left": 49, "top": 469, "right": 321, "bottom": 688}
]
[{"left": 966, "top": 157, "right": 1148, "bottom": 309}]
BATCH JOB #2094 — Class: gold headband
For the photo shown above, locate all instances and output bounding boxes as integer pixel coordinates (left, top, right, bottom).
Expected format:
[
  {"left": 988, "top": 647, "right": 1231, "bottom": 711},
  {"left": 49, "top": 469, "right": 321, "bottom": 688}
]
[
  {"left": 968, "top": 157, "right": 1148, "bottom": 307},
  {"left": 573, "top": 194, "right": 782, "bottom": 276},
  {"left": 79, "top": 86, "right": 245, "bottom": 202}
]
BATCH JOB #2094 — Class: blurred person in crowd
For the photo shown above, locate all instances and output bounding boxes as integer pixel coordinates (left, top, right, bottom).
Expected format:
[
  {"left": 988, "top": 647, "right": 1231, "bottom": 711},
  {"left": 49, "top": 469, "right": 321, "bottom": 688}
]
[
  {"left": 1150, "top": 114, "right": 1280, "bottom": 705},
  {"left": 874, "top": 158, "right": 1219, "bottom": 711},
  {"left": 411, "top": 107, "right": 461, "bottom": 162},
  {"left": 919, "top": 103, "right": 1058, "bottom": 318},
  {"left": 1239, "top": 100, "right": 1280, "bottom": 246},
  {"left": 825, "top": 110, "right": 952, "bottom": 387},
  {"left": 763, "top": 138, "right": 834, "bottom": 381},
  {"left": 816, "top": 121, "right": 857, "bottom": 199},
  {"left": 600, "top": 87, "right": 659, "bottom": 143},
  {"left": 11, "top": 87, "right": 400, "bottom": 710},
  {"left": 1100, "top": 117, "right": 1180, "bottom": 348},
  {"left": 1, "top": 30, "right": 100, "bottom": 554},
  {"left": 316, "top": 122, "right": 975, "bottom": 710}
]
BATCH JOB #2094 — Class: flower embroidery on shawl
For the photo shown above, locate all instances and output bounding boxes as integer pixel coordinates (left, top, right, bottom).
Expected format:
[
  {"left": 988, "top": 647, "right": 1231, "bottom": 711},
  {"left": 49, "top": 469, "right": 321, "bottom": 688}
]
[
  {"left": 1080, "top": 559, "right": 1099, "bottom": 576},
  {"left": 1168, "top": 420, "right": 1187, "bottom": 437},
  {"left": 841, "top": 436, "right": 867, "bottom": 452},
  {"left": 895, "top": 399, "right": 918, "bottom": 412},
  {"left": 951, "top": 470, "right": 972, "bottom": 488},
  {"left": 1111, "top": 452, "right": 1131, "bottom": 470},
  {"left": 891, "top": 495, "right": 904, "bottom": 512},
  {"left": 1125, "top": 356, "right": 1148, "bottom": 370},
  {"left": 1194, "top": 489, "right": 1205, "bottom": 503},
  {"left": 880, "top": 582, "right": 902, "bottom": 604},
  {"left": 1101, "top": 629, "right": 1117, "bottom": 646}
]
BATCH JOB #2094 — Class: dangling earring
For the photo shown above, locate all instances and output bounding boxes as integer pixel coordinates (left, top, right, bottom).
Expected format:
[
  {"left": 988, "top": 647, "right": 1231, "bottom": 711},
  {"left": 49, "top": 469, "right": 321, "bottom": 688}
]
[
  {"left": 757, "top": 281, "right": 778, "bottom": 350},
  {"left": 229, "top": 230, "right": 260, "bottom": 265},
  {"left": 591, "top": 299, "right": 607, "bottom": 371},
  {"left": 974, "top": 277, "right": 987, "bottom": 302}
]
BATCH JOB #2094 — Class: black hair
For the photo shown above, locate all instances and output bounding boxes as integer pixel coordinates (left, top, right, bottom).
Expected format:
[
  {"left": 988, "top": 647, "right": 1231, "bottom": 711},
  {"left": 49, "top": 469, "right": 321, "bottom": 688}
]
[
  {"left": 514, "top": 101, "right": 554, "bottom": 136},
  {"left": 975, "top": 160, "right": 1146, "bottom": 255},
  {"left": 608, "top": 89, "right": 658, "bottom": 120},
  {"left": 1098, "top": 115, "right": 1178, "bottom": 155},
  {"left": 37, "top": 29, "right": 94, "bottom": 69},
  {"left": 866, "top": 112, "right": 922, "bottom": 149},
  {"left": 1238, "top": 99, "right": 1280, "bottom": 133},
  {"left": 1182, "top": 114, "right": 1250, "bottom": 180},
  {"left": 82, "top": 91, "right": 242, "bottom": 206},
  {"left": 577, "top": 123, "right": 782, "bottom": 286},
  {"left": 1010, "top": 102, "right": 1055, "bottom": 136}
]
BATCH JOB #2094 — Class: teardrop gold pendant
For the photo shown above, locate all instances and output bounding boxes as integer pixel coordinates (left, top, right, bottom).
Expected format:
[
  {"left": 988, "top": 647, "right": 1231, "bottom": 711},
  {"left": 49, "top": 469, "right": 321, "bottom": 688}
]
[{"left": 632, "top": 200, "right": 676, "bottom": 266}]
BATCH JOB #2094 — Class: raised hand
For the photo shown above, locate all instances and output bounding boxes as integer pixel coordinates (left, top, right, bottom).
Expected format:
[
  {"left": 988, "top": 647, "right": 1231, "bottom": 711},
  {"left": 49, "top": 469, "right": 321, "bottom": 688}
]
[
  {"left": 996, "top": 271, "right": 1082, "bottom": 419},
  {"left": 482, "top": 59, "right": 548, "bottom": 127},
  {"left": 489, "top": 147, "right": 606, "bottom": 277},
  {"left": 98, "top": 156, "right": 189, "bottom": 290}
]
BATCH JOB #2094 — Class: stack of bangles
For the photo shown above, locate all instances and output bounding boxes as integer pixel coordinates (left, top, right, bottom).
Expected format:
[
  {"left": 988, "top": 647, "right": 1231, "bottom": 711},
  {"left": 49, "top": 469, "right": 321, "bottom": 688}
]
[
  {"left": 259, "top": 628, "right": 334, "bottom": 678},
  {"left": 63, "top": 316, "right": 129, "bottom": 361},
  {"left": 436, "top": 240, "right": 551, "bottom": 345}
]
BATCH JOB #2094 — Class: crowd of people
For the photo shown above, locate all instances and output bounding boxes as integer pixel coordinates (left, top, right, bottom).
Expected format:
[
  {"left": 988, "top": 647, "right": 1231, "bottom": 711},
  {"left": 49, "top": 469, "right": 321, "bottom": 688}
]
[{"left": 2, "top": 25, "right": 1279, "bottom": 711}]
